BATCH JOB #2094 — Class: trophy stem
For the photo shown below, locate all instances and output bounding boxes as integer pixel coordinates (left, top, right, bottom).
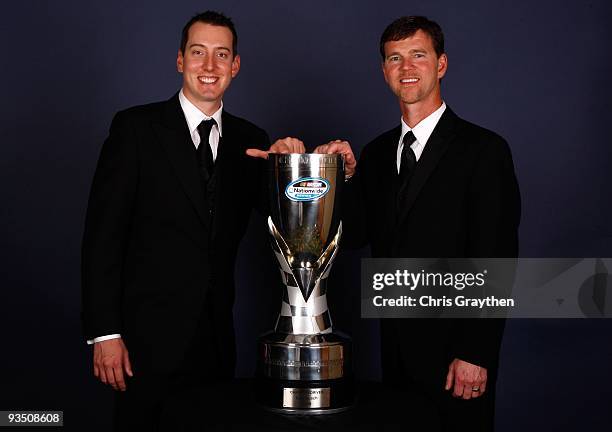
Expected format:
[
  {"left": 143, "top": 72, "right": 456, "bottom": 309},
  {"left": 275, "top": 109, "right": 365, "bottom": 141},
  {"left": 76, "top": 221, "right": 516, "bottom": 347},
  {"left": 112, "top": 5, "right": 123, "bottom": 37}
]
[
  {"left": 268, "top": 218, "right": 342, "bottom": 335},
  {"left": 274, "top": 278, "right": 333, "bottom": 335}
]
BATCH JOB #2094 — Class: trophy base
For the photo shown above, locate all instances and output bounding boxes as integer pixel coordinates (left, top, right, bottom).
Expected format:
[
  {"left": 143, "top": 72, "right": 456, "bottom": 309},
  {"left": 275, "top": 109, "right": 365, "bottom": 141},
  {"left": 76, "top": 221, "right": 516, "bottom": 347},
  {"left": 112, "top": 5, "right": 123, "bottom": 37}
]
[
  {"left": 256, "top": 331, "right": 354, "bottom": 414},
  {"left": 256, "top": 376, "right": 355, "bottom": 415}
]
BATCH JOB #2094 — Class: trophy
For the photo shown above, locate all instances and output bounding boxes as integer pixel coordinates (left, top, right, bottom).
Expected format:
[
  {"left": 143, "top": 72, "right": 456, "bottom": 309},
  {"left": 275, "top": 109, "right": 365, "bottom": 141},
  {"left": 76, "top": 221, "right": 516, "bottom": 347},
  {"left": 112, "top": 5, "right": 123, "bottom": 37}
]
[{"left": 256, "top": 153, "right": 354, "bottom": 414}]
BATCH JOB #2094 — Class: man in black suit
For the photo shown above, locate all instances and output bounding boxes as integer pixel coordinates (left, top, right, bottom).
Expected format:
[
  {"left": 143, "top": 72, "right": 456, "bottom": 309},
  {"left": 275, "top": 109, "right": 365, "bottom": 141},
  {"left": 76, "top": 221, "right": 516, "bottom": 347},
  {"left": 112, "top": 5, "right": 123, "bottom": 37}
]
[
  {"left": 82, "top": 11, "right": 305, "bottom": 429},
  {"left": 316, "top": 16, "right": 520, "bottom": 431}
]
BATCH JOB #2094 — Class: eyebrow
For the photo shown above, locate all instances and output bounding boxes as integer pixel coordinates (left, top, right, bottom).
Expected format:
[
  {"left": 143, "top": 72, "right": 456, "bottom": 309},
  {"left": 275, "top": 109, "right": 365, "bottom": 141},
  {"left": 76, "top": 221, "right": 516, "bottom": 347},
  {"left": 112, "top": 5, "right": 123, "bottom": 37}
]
[
  {"left": 386, "top": 48, "right": 428, "bottom": 58},
  {"left": 188, "top": 43, "right": 231, "bottom": 52}
]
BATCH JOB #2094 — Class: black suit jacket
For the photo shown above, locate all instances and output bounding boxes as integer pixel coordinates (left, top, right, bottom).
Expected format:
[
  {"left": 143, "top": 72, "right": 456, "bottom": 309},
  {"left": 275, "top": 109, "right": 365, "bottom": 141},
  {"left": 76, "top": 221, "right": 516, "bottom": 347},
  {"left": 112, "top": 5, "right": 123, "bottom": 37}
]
[
  {"left": 81, "top": 94, "right": 269, "bottom": 376},
  {"left": 345, "top": 107, "right": 520, "bottom": 391}
]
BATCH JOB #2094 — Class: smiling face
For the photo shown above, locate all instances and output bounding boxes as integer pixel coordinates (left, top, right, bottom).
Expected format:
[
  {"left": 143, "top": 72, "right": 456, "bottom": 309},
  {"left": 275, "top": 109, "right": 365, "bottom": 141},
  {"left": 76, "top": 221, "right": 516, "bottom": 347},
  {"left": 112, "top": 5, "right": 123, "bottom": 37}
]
[
  {"left": 177, "top": 22, "right": 240, "bottom": 115},
  {"left": 382, "top": 29, "right": 447, "bottom": 115}
]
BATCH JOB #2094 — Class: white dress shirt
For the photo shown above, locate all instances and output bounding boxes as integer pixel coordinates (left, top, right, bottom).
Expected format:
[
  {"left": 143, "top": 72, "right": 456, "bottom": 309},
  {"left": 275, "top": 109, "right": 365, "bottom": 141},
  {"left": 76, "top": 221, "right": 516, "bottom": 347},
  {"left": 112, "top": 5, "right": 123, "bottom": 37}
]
[
  {"left": 396, "top": 102, "right": 446, "bottom": 173},
  {"left": 178, "top": 89, "right": 223, "bottom": 158},
  {"left": 87, "top": 89, "right": 224, "bottom": 345}
]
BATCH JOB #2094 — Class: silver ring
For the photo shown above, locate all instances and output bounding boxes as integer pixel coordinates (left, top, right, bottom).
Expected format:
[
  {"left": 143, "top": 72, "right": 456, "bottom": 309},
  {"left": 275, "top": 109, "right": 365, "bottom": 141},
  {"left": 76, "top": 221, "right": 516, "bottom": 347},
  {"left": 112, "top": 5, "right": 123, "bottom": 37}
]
[{"left": 471, "top": 387, "right": 480, "bottom": 392}]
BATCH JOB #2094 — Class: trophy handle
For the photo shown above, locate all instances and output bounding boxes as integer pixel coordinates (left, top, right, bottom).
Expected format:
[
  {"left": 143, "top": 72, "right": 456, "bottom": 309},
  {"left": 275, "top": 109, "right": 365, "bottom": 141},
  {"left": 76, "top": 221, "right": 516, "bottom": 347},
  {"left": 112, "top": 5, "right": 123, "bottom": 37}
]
[
  {"left": 267, "top": 216, "right": 293, "bottom": 272},
  {"left": 316, "top": 221, "right": 342, "bottom": 280},
  {"left": 267, "top": 217, "right": 342, "bottom": 302}
]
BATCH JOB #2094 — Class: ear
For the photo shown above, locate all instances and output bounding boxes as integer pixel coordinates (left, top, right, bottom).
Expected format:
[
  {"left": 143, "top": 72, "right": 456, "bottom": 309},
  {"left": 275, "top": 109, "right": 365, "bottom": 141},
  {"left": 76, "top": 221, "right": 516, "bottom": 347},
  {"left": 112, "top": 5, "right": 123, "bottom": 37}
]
[
  {"left": 437, "top": 53, "right": 448, "bottom": 79},
  {"left": 231, "top": 54, "right": 241, "bottom": 78},
  {"left": 177, "top": 50, "right": 184, "bottom": 73}
]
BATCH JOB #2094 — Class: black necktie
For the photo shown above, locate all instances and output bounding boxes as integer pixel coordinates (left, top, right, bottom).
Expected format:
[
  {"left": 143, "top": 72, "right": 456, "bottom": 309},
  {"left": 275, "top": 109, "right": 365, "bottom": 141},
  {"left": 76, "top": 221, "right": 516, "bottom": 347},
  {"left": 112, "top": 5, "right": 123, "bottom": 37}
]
[
  {"left": 196, "top": 118, "right": 216, "bottom": 179},
  {"left": 397, "top": 131, "right": 417, "bottom": 209}
]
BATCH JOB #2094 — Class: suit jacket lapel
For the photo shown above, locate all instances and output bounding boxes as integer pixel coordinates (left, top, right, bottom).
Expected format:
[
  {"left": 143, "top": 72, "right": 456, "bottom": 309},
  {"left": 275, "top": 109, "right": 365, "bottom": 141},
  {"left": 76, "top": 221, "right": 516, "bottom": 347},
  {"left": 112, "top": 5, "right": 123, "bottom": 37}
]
[
  {"left": 397, "top": 107, "right": 458, "bottom": 224},
  {"left": 152, "top": 94, "right": 210, "bottom": 228}
]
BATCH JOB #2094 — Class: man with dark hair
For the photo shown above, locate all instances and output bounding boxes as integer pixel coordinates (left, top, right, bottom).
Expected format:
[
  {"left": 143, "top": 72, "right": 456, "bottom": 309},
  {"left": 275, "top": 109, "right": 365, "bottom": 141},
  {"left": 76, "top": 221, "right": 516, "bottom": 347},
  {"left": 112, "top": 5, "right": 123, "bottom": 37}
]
[
  {"left": 317, "top": 15, "right": 519, "bottom": 431},
  {"left": 379, "top": 15, "right": 445, "bottom": 59},
  {"left": 82, "top": 10, "right": 304, "bottom": 430},
  {"left": 180, "top": 10, "right": 239, "bottom": 57}
]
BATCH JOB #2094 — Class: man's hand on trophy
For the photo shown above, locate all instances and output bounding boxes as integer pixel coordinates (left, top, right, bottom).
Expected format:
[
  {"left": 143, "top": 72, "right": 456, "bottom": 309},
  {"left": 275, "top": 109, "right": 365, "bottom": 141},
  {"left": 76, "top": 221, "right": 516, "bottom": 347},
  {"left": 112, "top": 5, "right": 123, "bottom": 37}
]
[
  {"left": 93, "top": 338, "right": 133, "bottom": 391},
  {"left": 246, "top": 137, "right": 306, "bottom": 159},
  {"left": 314, "top": 140, "right": 356, "bottom": 178}
]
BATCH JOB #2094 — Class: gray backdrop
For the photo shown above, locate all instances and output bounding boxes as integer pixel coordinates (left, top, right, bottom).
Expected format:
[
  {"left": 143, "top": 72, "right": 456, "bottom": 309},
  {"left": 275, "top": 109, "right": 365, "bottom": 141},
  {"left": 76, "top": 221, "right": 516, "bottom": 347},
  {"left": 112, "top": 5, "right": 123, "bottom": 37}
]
[{"left": 1, "top": 0, "right": 611, "bottom": 430}]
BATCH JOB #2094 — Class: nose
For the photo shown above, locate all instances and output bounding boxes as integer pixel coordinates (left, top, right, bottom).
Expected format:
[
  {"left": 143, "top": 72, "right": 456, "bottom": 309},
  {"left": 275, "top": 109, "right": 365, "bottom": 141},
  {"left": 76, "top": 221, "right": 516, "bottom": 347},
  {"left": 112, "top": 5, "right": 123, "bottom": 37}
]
[
  {"left": 400, "top": 58, "right": 414, "bottom": 70},
  {"left": 204, "top": 54, "right": 215, "bottom": 71}
]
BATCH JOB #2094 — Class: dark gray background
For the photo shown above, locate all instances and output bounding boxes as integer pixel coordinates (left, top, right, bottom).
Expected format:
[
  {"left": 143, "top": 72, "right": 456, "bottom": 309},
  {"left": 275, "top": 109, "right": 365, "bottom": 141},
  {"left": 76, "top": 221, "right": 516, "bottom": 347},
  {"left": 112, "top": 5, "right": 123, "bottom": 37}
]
[{"left": 1, "top": 0, "right": 611, "bottom": 430}]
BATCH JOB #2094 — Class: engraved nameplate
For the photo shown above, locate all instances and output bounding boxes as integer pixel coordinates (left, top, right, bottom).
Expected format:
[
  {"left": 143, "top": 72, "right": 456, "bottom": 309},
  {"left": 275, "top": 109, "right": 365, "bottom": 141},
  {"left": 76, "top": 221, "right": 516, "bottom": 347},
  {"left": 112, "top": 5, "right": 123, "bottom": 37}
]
[{"left": 282, "top": 387, "right": 331, "bottom": 408}]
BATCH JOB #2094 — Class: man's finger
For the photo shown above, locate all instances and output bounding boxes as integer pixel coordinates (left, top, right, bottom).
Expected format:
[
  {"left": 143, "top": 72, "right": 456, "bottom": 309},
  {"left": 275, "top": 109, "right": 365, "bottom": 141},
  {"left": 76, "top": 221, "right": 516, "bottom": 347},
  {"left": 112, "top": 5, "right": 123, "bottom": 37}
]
[
  {"left": 453, "top": 377, "right": 464, "bottom": 398},
  {"left": 113, "top": 366, "right": 127, "bottom": 391},
  {"left": 287, "top": 140, "right": 305, "bottom": 153},
  {"left": 271, "top": 137, "right": 304, "bottom": 154},
  {"left": 93, "top": 346, "right": 100, "bottom": 378},
  {"left": 98, "top": 365, "right": 107, "bottom": 384},
  {"left": 478, "top": 379, "right": 487, "bottom": 395},
  {"left": 124, "top": 351, "right": 133, "bottom": 377},
  {"left": 445, "top": 367, "right": 454, "bottom": 391},
  {"left": 314, "top": 145, "right": 328, "bottom": 154},
  {"left": 467, "top": 375, "right": 485, "bottom": 398},
  {"left": 325, "top": 144, "right": 341, "bottom": 154},
  {"left": 321, "top": 143, "right": 336, "bottom": 154},
  {"left": 462, "top": 384, "right": 472, "bottom": 400},
  {"left": 105, "top": 366, "right": 118, "bottom": 390},
  {"left": 326, "top": 142, "right": 348, "bottom": 154},
  {"left": 246, "top": 148, "right": 269, "bottom": 159}
]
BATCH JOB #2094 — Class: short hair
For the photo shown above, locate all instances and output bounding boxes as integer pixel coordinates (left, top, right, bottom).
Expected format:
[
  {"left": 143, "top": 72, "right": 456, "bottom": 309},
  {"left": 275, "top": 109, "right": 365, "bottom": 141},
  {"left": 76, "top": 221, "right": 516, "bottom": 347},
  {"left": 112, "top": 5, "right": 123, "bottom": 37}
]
[
  {"left": 180, "top": 11, "right": 238, "bottom": 56},
  {"left": 379, "top": 16, "right": 445, "bottom": 60}
]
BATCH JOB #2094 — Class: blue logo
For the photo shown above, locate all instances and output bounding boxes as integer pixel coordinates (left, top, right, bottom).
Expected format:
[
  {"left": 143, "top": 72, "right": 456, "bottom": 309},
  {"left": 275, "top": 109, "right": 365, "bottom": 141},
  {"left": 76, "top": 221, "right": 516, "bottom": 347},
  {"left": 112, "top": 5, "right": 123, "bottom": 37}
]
[{"left": 285, "top": 177, "right": 330, "bottom": 202}]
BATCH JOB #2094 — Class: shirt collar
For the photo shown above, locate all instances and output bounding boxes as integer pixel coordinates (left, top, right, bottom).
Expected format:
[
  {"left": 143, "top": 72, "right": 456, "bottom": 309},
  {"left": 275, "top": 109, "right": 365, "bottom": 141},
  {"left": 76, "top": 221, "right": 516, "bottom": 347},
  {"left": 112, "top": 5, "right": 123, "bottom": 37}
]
[
  {"left": 178, "top": 89, "right": 223, "bottom": 137},
  {"left": 400, "top": 101, "right": 446, "bottom": 146}
]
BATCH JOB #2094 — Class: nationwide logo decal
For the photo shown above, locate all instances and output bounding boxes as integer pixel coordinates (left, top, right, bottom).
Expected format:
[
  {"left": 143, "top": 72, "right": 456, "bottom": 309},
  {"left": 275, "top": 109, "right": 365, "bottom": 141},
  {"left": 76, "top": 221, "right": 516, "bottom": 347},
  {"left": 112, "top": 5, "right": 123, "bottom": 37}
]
[{"left": 285, "top": 177, "right": 330, "bottom": 202}]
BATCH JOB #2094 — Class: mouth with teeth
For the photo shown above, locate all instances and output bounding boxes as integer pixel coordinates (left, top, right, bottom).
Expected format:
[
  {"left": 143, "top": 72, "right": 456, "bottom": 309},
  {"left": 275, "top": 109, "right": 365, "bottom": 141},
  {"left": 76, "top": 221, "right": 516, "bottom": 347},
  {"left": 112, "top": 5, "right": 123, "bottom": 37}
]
[
  {"left": 400, "top": 77, "right": 420, "bottom": 84},
  {"left": 198, "top": 76, "right": 219, "bottom": 84}
]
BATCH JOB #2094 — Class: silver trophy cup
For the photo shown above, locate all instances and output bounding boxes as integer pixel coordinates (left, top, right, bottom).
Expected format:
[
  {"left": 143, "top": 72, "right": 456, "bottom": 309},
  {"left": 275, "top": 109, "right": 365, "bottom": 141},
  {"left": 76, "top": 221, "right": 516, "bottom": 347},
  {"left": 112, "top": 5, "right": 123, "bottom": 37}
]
[{"left": 256, "top": 153, "right": 353, "bottom": 414}]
